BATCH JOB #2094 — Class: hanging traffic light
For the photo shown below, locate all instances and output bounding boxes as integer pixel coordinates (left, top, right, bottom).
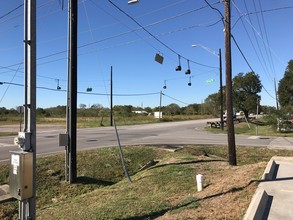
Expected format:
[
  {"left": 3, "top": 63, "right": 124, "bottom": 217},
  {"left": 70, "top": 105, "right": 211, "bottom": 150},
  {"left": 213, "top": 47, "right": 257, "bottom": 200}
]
[
  {"left": 86, "top": 87, "right": 92, "bottom": 92},
  {"left": 163, "top": 80, "right": 167, "bottom": 89},
  {"left": 56, "top": 79, "right": 61, "bottom": 90},
  {"left": 185, "top": 60, "right": 191, "bottom": 75},
  {"left": 176, "top": 54, "right": 182, "bottom": 71}
]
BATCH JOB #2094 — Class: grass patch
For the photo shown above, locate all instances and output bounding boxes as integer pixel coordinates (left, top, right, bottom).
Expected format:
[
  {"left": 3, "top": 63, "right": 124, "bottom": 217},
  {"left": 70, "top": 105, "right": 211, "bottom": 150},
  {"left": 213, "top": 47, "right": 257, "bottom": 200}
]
[
  {"left": 1, "top": 115, "right": 212, "bottom": 129},
  {"left": 206, "top": 121, "right": 293, "bottom": 137},
  {"left": 1, "top": 145, "right": 293, "bottom": 219},
  {"left": 0, "top": 132, "right": 17, "bottom": 136}
]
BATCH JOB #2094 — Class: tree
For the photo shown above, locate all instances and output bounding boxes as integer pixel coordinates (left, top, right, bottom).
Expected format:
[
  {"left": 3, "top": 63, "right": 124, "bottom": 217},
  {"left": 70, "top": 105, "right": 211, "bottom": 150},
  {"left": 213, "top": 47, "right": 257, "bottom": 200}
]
[
  {"left": 183, "top": 104, "right": 201, "bottom": 115},
  {"left": 113, "top": 105, "right": 133, "bottom": 117},
  {"left": 204, "top": 93, "right": 221, "bottom": 116},
  {"left": 79, "top": 104, "right": 87, "bottom": 109},
  {"left": 278, "top": 60, "right": 293, "bottom": 108},
  {"left": 233, "top": 72, "right": 262, "bottom": 117},
  {"left": 90, "top": 103, "right": 103, "bottom": 109},
  {"left": 144, "top": 107, "right": 152, "bottom": 114},
  {"left": 164, "top": 103, "right": 181, "bottom": 115}
]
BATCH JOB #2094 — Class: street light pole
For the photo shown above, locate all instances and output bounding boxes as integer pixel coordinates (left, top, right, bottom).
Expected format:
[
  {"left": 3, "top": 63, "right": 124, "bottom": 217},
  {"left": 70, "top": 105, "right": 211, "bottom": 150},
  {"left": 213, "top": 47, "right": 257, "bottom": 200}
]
[
  {"left": 192, "top": 45, "right": 224, "bottom": 130},
  {"left": 110, "top": 66, "right": 113, "bottom": 126},
  {"left": 159, "top": 91, "right": 163, "bottom": 121},
  {"left": 219, "top": 48, "right": 224, "bottom": 130}
]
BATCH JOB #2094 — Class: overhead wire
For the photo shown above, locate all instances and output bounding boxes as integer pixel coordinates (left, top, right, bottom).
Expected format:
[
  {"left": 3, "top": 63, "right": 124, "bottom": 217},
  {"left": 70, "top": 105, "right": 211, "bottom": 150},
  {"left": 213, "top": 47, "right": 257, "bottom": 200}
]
[
  {"left": 232, "top": 5, "right": 293, "bottom": 29},
  {"left": 0, "top": 81, "right": 160, "bottom": 97},
  {"left": 231, "top": 1, "right": 266, "bottom": 76},
  {"left": 204, "top": 0, "right": 276, "bottom": 100},
  {"left": 0, "top": 3, "right": 23, "bottom": 21},
  {"left": 232, "top": 1, "right": 293, "bottom": 82},
  {"left": 0, "top": 0, "right": 56, "bottom": 26},
  {"left": 1, "top": 20, "right": 220, "bottom": 79},
  {"left": 242, "top": 0, "right": 272, "bottom": 82},
  {"left": 162, "top": 93, "right": 190, "bottom": 106},
  {"left": 252, "top": 0, "right": 274, "bottom": 80},
  {"left": 1, "top": 0, "right": 223, "bottom": 77},
  {"left": 0, "top": 62, "right": 22, "bottom": 104},
  {"left": 107, "top": 0, "right": 215, "bottom": 68},
  {"left": 258, "top": 0, "right": 276, "bottom": 79},
  {"left": 2, "top": 0, "right": 289, "bottom": 106}
]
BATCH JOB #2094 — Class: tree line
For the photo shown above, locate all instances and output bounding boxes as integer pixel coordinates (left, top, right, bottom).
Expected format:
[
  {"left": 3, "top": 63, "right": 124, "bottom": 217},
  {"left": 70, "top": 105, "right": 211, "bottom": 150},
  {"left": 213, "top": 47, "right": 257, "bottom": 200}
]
[{"left": 1, "top": 60, "right": 292, "bottom": 120}]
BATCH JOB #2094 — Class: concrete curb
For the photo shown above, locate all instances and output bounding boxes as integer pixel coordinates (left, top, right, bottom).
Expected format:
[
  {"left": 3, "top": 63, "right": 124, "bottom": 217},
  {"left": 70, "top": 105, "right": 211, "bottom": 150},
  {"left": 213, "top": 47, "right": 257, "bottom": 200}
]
[
  {"left": 243, "top": 189, "right": 269, "bottom": 220},
  {"left": 244, "top": 157, "right": 278, "bottom": 219},
  {"left": 0, "top": 184, "right": 14, "bottom": 203},
  {"left": 262, "top": 158, "right": 278, "bottom": 180}
]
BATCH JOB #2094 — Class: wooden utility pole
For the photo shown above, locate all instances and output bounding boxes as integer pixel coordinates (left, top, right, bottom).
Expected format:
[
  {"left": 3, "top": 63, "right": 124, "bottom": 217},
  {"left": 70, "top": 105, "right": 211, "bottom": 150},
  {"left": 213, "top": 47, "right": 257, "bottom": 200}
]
[
  {"left": 224, "top": 0, "right": 237, "bottom": 165},
  {"left": 66, "top": 0, "right": 78, "bottom": 183}
]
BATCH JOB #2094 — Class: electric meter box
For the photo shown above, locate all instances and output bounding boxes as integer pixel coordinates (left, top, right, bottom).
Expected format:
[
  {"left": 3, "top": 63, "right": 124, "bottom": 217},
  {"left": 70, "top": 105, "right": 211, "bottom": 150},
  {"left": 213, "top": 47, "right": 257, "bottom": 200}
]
[{"left": 9, "top": 151, "right": 33, "bottom": 200}]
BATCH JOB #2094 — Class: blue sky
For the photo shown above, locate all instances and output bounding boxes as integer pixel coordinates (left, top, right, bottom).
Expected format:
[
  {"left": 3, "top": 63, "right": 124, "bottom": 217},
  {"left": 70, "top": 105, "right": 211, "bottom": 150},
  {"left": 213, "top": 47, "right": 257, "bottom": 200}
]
[{"left": 0, "top": 0, "right": 293, "bottom": 110}]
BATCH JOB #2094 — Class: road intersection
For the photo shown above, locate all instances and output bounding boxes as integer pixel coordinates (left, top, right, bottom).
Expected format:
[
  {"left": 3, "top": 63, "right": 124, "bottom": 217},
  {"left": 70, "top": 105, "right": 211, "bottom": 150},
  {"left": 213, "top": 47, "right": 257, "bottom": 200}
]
[{"left": 0, "top": 119, "right": 292, "bottom": 163}]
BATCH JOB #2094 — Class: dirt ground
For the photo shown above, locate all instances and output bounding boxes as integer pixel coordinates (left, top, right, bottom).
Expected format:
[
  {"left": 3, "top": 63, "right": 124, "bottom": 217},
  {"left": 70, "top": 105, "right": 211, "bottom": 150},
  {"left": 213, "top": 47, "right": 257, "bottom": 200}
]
[{"left": 157, "top": 161, "right": 266, "bottom": 220}]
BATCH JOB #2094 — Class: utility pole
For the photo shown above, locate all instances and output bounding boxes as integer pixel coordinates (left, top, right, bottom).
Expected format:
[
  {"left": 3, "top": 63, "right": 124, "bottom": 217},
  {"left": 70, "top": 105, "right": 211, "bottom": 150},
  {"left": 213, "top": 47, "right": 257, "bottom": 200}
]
[
  {"left": 256, "top": 97, "right": 259, "bottom": 136},
  {"left": 110, "top": 66, "right": 113, "bottom": 126},
  {"left": 274, "top": 78, "right": 279, "bottom": 110},
  {"left": 224, "top": 0, "right": 237, "bottom": 166},
  {"left": 219, "top": 48, "right": 224, "bottom": 131},
  {"left": 66, "top": 0, "right": 78, "bottom": 183},
  {"left": 21, "top": 0, "right": 36, "bottom": 219},
  {"left": 159, "top": 91, "right": 163, "bottom": 121}
]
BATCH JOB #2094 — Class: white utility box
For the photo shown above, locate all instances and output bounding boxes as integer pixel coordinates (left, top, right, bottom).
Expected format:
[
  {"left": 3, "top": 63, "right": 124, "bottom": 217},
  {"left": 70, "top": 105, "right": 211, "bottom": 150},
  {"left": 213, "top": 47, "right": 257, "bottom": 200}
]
[{"left": 9, "top": 151, "right": 33, "bottom": 200}]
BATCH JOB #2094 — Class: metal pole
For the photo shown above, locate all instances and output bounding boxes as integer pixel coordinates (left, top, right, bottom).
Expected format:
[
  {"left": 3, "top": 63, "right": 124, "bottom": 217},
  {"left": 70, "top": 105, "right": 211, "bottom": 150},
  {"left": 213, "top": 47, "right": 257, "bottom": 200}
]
[
  {"left": 219, "top": 48, "right": 224, "bottom": 130},
  {"left": 256, "top": 98, "right": 259, "bottom": 135},
  {"left": 20, "top": 0, "right": 36, "bottom": 219},
  {"left": 159, "top": 91, "right": 162, "bottom": 121},
  {"left": 110, "top": 66, "right": 113, "bottom": 126},
  {"left": 274, "top": 78, "right": 279, "bottom": 110},
  {"left": 224, "top": 0, "right": 237, "bottom": 166},
  {"left": 67, "top": 0, "right": 78, "bottom": 183}
]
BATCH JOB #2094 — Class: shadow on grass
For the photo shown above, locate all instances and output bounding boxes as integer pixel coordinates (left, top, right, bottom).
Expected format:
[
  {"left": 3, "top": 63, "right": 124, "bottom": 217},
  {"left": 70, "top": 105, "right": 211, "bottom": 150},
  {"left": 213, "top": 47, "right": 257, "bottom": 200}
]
[
  {"left": 122, "top": 179, "right": 258, "bottom": 220},
  {"left": 149, "top": 159, "right": 226, "bottom": 170},
  {"left": 76, "top": 176, "right": 115, "bottom": 186}
]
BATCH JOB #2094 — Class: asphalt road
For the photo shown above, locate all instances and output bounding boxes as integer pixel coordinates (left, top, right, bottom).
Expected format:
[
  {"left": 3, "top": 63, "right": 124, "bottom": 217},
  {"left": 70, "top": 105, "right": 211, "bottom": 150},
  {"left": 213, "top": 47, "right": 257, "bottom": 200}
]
[{"left": 0, "top": 119, "right": 274, "bottom": 163}]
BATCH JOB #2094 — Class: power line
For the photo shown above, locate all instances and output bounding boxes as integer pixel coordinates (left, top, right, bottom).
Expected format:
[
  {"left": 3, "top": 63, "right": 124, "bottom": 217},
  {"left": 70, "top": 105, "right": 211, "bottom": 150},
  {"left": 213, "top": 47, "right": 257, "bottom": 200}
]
[
  {"left": 0, "top": 62, "right": 22, "bottom": 104},
  {"left": 0, "top": 23, "right": 219, "bottom": 77},
  {"left": 107, "top": 0, "right": 214, "bottom": 68},
  {"left": 242, "top": 0, "right": 272, "bottom": 82},
  {"left": 204, "top": 0, "right": 276, "bottom": 101},
  {"left": 0, "top": 81, "right": 160, "bottom": 97},
  {"left": 232, "top": 5, "right": 293, "bottom": 28},
  {"left": 232, "top": 1, "right": 268, "bottom": 80},
  {"left": 162, "top": 93, "right": 190, "bottom": 106},
  {"left": 231, "top": 34, "right": 275, "bottom": 100},
  {"left": 258, "top": 0, "right": 276, "bottom": 79},
  {"left": 0, "top": 3, "right": 23, "bottom": 20}
]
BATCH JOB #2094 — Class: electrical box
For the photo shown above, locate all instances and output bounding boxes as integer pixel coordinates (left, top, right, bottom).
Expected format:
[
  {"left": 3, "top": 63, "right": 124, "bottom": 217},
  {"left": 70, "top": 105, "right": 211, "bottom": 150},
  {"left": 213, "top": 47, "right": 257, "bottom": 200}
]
[
  {"left": 9, "top": 151, "right": 33, "bottom": 200},
  {"left": 59, "top": 133, "right": 68, "bottom": 146},
  {"left": 14, "top": 132, "right": 31, "bottom": 151}
]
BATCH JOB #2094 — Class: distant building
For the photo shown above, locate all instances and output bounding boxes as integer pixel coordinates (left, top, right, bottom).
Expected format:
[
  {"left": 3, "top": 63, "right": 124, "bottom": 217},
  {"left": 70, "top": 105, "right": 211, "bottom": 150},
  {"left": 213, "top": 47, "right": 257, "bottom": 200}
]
[
  {"left": 154, "top": 111, "right": 162, "bottom": 119},
  {"left": 132, "top": 110, "right": 148, "bottom": 114}
]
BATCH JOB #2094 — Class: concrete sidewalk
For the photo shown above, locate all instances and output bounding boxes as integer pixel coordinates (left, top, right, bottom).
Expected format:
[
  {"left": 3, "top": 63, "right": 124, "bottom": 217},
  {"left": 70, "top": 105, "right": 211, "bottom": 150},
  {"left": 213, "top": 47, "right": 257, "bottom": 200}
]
[{"left": 244, "top": 156, "right": 293, "bottom": 219}]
